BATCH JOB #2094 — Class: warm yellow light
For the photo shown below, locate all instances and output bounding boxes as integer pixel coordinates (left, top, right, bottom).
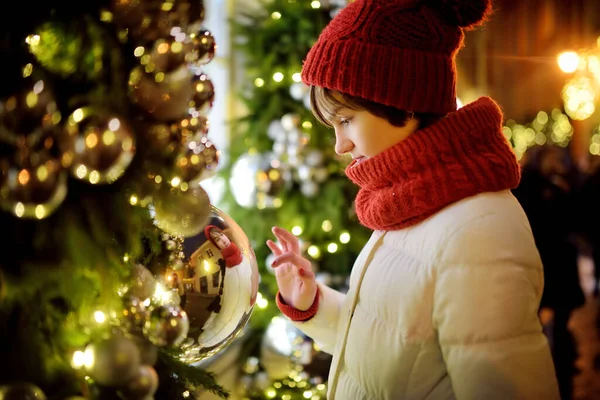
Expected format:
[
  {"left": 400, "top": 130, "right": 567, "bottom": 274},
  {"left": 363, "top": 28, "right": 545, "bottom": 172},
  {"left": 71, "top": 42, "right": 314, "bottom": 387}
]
[
  {"left": 94, "top": 311, "right": 106, "bottom": 323},
  {"left": 271, "top": 11, "right": 281, "bottom": 19},
  {"left": 327, "top": 243, "right": 338, "bottom": 253},
  {"left": 558, "top": 51, "right": 580, "bottom": 73},
  {"left": 307, "top": 245, "right": 320, "bottom": 258},
  {"left": 292, "top": 72, "right": 302, "bottom": 82},
  {"left": 254, "top": 78, "right": 265, "bottom": 87},
  {"left": 340, "top": 232, "right": 351, "bottom": 243},
  {"left": 273, "top": 72, "right": 284, "bottom": 82},
  {"left": 292, "top": 226, "right": 303, "bottom": 236}
]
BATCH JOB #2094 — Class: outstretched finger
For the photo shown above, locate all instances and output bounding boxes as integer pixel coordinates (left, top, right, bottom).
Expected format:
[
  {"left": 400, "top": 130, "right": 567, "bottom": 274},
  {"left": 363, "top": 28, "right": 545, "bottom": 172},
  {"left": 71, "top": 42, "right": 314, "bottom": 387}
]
[
  {"left": 266, "top": 239, "right": 283, "bottom": 256},
  {"left": 271, "top": 251, "right": 311, "bottom": 271},
  {"left": 272, "top": 226, "right": 300, "bottom": 254}
]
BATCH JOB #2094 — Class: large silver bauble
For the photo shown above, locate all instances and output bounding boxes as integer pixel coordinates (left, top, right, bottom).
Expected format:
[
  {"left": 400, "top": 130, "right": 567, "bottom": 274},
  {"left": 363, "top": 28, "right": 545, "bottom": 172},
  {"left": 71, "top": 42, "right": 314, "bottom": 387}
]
[{"left": 174, "top": 206, "right": 259, "bottom": 364}]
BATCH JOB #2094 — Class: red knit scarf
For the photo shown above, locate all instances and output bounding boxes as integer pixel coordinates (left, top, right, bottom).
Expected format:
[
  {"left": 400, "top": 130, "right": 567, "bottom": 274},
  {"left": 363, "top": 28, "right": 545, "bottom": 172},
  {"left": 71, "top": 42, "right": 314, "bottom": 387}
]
[{"left": 345, "top": 97, "right": 521, "bottom": 231}]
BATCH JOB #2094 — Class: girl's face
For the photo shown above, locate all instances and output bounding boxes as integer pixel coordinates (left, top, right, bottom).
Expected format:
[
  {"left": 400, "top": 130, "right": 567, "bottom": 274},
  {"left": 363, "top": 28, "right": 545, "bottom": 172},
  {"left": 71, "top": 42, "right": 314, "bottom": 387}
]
[
  {"left": 215, "top": 233, "right": 231, "bottom": 249},
  {"left": 326, "top": 92, "right": 419, "bottom": 165}
]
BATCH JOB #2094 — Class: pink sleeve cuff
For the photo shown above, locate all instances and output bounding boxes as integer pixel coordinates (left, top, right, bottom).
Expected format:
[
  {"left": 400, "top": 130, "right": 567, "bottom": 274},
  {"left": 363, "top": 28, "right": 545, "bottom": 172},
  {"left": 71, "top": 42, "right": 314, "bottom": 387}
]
[{"left": 276, "top": 288, "right": 320, "bottom": 322}]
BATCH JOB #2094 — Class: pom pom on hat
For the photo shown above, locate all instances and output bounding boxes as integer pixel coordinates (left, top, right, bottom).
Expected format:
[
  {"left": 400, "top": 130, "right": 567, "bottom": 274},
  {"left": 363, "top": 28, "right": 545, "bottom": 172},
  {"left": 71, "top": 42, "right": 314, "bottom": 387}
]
[{"left": 426, "top": 0, "right": 493, "bottom": 30}]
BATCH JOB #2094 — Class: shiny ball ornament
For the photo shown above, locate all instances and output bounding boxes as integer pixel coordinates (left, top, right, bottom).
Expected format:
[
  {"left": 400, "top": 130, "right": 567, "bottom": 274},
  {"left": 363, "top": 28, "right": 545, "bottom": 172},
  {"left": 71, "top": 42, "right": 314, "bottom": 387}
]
[
  {"left": 0, "top": 383, "right": 46, "bottom": 400},
  {"left": 133, "top": 337, "right": 158, "bottom": 366},
  {"left": 120, "top": 296, "right": 150, "bottom": 335},
  {"left": 147, "top": 36, "right": 198, "bottom": 74},
  {"left": 152, "top": 184, "right": 211, "bottom": 238},
  {"left": 129, "top": 264, "right": 157, "bottom": 301},
  {"left": 178, "top": 206, "right": 259, "bottom": 364},
  {"left": 86, "top": 336, "right": 141, "bottom": 387},
  {"left": 144, "top": 305, "right": 189, "bottom": 347},
  {"left": 119, "top": 365, "right": 159, "bottom": 400},
  {"left": 0, "top": 77, "right": 61, "bottom": 146},
  {"left": 60, "top": 107, "right": 135, "bottom": 184},
  {"left": 129, "top": 66, "right": 194, "bottom": 122},
  {"left": 0, "top": 151, "right": 67, "bottom": 219},
  {"left": 112, "top": 0, "right": 205, "bottom": 42},
  {"left": 173, "top": 137, "right": 219, "bottom": 184},
  {"left": 187, "top": 29, "right": 217, "bottom": 66},
  {"left": 189, "top": 72, "right": 215, "bottom": 116},
  {"left": 145, "top": 123, "right": 184, "bottom": 157}
]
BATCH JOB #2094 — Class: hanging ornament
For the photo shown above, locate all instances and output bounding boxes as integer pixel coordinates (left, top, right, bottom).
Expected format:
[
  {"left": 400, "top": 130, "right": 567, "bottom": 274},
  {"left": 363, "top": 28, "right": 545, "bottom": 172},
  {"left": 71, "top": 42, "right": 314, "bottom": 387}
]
[
  {"left": 60, "top": 107, "right": 135, "bottom": 184},
  {"left": 152, "top": 184, "right": 211, "bottom": 238},
  {"left": 133, "top": 337, "right": 158, "bottom": 366},
  {"left": 156, "top": 232, "right": 186, "bottom": 271},
  {"left": 0, "top": 383, "right": 46, "bottom": 400},
  {"left": 128, "top": 264, "right": 157, "bottom": 301},
  {"left": 189, "top": 71, "right": 215, "bottom": 116},
  {"left": 118, "top": 365, "right": 159, "bottom": 400},
  {"left": 187, "top": 29, "right": 217, "bottom": 66},
  {"left": 85, "top": 336, "right": 141, "bottom": 387},
  {"left": 111, "top": 0, "right": 205, "bottom": 43},
  {"left": 177, "top": 206, "right": 259, "bottom": 364},
  {"left": 143, "top": 304, "right": 189, "bottom": 347},
  {"left": 119, "top": 295, "right": 150, "bottom": 336},
  {"left": 0, "top": 139, "right": 68, "bottom": 219},
  {"left": 0, "top": 75, "right": 61, "bottom": 147},
  {"left": 173, "top": 137, "right": 219, "bottom": 184},
  {"left": 144, "top": 113, "right": 209, "bottom": 158},
  {"left": 128, "top": 66, "right": 194, "bottom": 122},
  {"left": 256, "top": 157, "right": 287, "bottom": 198}
]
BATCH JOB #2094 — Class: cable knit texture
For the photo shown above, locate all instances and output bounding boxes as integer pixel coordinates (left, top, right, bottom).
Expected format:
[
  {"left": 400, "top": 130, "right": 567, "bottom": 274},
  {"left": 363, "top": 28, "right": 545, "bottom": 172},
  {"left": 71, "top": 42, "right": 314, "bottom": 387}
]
[
  {"left": 301, "top": 0, "right": 493, "bottom": 114},
  {"left": 345, "top": 97, "right": 521, "bottom": 231}
]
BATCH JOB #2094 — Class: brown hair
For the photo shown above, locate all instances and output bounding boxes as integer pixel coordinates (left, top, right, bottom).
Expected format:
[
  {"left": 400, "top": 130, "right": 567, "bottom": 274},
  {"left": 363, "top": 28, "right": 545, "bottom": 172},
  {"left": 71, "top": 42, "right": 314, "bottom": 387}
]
[{"left": 309, "top": 86, "right": 443, "bottom": 129}]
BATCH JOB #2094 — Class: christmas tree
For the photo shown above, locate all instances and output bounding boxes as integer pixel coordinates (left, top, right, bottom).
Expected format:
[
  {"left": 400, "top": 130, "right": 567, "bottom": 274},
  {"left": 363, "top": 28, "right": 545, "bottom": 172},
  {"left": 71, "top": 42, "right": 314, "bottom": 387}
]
[
  {"left": 218, "top": 0, "right": 371, "bottom": 398},
  {"left": 0, "top": 1, "right": 258, "bottom": 399}
]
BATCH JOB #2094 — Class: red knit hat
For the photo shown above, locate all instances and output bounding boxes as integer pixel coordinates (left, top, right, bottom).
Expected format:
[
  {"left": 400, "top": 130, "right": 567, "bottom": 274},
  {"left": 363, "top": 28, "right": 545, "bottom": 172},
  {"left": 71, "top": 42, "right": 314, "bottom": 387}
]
[{"left": 301, "top": 0, "right": 493, "bottom": 115}]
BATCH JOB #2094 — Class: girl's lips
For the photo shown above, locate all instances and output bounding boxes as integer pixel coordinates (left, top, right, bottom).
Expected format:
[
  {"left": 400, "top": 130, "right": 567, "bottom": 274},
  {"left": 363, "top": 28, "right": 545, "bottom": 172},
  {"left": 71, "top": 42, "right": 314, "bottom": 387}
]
[{"left": 350, "top": 156, "right": 365, "bottom": 167}]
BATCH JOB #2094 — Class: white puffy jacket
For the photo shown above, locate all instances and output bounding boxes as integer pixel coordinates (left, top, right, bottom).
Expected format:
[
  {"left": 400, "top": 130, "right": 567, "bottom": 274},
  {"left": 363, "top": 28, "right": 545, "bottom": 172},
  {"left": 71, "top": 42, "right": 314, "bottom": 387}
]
[{"left": 293, "top": 190, "right": 560, "bottom": 400}]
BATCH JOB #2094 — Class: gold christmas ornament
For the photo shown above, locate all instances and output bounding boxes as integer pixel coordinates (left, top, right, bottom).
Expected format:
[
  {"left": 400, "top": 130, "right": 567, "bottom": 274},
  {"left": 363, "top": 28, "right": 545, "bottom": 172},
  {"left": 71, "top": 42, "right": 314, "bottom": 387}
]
[
  {"left": 86, "top": 336, "right": 141, "bottom": 387},
  {"left": 0, "top": 383, "right": 46, "bottom": 400},
  {"left": 0, "top": 145, "right": 67, "bottom": 219},
  {"left": 152, "top": 185, "right": 211, "bottom": 238},
  {"left": 60, "top": 107, "right": 136, "bottom": 184},
  {"left": 111, "top": 0, "right": 205, "bottom": 43},
  {"left": 177, "top": 206, "right": 259, "bottom": 364},
  {"left": 187, "top": 29, "right": 217, "bottom": 66},
  {"left": 129, "top": 66, "right": 194, "bottom": 122},
  {"left": 172, "top": 137, "right": 219, "bottom": 184},
  {"left": 190, "top": 71, "right": 215, "bottom": 116},
  {"left": 119, "top": 365, "right": 159, "bottom": 400},
  {"left": 0, "top": 76, "right": 61, "bottom": 146}
]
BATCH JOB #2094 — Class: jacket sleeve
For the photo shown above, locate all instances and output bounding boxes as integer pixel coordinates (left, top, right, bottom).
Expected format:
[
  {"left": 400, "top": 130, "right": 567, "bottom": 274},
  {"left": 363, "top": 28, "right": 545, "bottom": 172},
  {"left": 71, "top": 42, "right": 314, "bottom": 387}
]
[
  {"left": 432, "top": 212, "right": 560, "bottom": 400},
  {"left": 289, "top": 282, "right": 345, "bottom": 355}
]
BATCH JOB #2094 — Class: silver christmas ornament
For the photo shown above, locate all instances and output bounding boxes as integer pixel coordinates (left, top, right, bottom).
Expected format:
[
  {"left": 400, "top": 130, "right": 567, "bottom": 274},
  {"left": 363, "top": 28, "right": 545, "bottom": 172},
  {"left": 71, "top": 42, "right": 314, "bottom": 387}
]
[{"left": 177, "top": 206, "right": 259, "bottom": 364}]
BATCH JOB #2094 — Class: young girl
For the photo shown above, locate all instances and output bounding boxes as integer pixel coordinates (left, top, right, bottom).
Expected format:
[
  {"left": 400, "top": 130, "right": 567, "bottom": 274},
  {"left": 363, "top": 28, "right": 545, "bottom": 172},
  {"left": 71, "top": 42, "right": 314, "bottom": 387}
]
[{"left": 266, "top": 0, "right": 560, "bottom": 399}]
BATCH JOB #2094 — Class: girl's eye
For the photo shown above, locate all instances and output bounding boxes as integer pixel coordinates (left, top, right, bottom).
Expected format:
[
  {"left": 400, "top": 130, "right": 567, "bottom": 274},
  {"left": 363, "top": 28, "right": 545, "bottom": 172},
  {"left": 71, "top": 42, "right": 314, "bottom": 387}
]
[{"left": 340, "top": 117, "right": 352, "bottom": 126}]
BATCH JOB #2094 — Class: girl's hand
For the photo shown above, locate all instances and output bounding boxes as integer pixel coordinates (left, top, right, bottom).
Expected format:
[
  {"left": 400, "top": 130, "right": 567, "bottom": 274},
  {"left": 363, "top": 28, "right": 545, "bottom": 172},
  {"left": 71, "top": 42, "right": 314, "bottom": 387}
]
[{"left": 266, "top": 226, "right": 317, "bottom": 311}]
